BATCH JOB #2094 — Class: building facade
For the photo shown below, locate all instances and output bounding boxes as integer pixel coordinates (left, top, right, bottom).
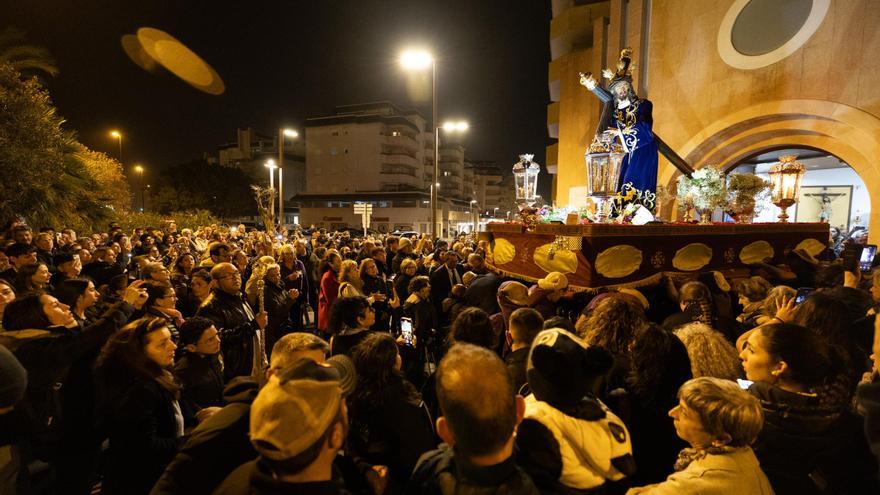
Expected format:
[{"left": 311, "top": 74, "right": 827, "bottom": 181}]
[
  {"left": 295, "top": 102, "right": 499, "bottom": 235},
  {"left": 548, "top": 0, "right": 878, "bottom": 240}
]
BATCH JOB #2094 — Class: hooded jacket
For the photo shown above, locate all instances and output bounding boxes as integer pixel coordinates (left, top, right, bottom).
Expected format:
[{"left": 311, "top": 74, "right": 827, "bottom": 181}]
[{"left": 517, "top": 395, "right": 635, "bottom": 493}]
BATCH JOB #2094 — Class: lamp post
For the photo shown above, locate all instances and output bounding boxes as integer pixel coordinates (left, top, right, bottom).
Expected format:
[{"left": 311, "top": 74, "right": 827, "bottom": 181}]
[
  {"left": 110, "top": 130, "right": 123, "bottom": 161},
  {"left": 493, "top": 207, "right": 499, "bottom": 219},
  {"left": 133, "top": 165, "right": 144, "bottom": 212},
  {"left": 278, "top": 128, "right": 298, "bottom": 229},
  {"left": 400, "top": 49, "right": 438, "bottom": 239},
  {"left": 265, "top": 159, "right": 278, "bottom": 226}
]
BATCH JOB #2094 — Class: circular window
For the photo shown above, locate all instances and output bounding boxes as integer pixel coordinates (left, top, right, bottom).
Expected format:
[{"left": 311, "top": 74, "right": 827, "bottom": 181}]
[{"left": 718, "top": 0, "right": 830, "bottom": 70}]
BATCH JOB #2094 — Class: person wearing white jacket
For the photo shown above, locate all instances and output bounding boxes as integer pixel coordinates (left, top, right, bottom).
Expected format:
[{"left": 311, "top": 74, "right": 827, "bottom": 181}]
[
  {"left": 515, "top": 328, "right": 636, "bottom": 493},
  {"left": 627, "top": 377, "right": 774, "bottom": 495}
]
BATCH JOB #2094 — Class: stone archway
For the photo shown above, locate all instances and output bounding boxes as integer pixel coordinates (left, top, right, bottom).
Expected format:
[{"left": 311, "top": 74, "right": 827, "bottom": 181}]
[{"left": 658, "top": 99, "right": 880, "bottom": 242}]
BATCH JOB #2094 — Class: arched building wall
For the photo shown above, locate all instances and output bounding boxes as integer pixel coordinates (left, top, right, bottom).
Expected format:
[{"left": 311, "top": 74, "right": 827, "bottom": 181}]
[
  {"left": 550, "top": 0, "right": 880, "bottom": 242},
  {"left": 658, "top": 100, "right": 880, "bottom": 241}
]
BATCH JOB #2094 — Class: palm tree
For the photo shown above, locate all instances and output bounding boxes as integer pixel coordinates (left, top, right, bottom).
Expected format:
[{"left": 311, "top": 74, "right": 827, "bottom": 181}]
[{"left": 0, "top": 27, "right": 58, "bottom": 78}]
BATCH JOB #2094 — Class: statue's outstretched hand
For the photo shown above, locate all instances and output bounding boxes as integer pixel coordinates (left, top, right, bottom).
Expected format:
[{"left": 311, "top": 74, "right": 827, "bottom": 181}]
[{"left": 578, "top": 72, "right": 597, "bottom": 90}]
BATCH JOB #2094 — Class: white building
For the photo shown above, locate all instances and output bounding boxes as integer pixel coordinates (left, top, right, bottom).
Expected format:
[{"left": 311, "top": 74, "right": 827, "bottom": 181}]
[{"left": 294, "top": 102, "right": 483, "bottom": 235}]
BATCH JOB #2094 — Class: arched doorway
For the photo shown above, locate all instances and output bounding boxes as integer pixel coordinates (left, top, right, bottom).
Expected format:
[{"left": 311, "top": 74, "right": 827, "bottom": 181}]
[
  {"left": 657, "top": 99, "right": 880, "bottom": 242},
  {"left": 727, "top": 147, "right": 870, "bottom": 235}
]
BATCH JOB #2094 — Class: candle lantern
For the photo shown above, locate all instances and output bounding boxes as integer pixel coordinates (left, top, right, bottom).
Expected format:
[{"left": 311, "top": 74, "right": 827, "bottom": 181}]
[
  {"left": 768, "top": 154, "right": 805, "bottom": 223},
  {"left": 512, "top": 154, "right": 541, "bottom": 229},
  {"left": 584, "top": 130, "right": 625, "bottom": 222},
  {"left": 513, "top": 154, "right": 540, "bottom": 207}
]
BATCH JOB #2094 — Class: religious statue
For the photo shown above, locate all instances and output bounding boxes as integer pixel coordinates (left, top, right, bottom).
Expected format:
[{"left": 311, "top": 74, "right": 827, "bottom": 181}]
[
  {"left": 579, "top": 48, "right": 658, "bottom": 195},
  {"left": 805, "top": 191, "right": 844, "bottom": 224}
]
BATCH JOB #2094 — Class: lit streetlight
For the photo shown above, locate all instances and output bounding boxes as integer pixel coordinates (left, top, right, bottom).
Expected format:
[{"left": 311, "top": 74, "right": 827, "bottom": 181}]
[
  {"left": 277, "top": 128, "right": 298, "bottom": 229},
  {"left": 470, "top": 199, "right": 478, "bottom": 232},
  {"left": 400, "top": 48, "right": 439, "bottom": 238},
  {"left": 133, "top": 164, "right": 145, "bottom": 212},
  {"left": 493, "top": 207, "right": 499, "bottom": 218},
  {"left": 110, "top": 130, "right": 123, "bottom": 161}
]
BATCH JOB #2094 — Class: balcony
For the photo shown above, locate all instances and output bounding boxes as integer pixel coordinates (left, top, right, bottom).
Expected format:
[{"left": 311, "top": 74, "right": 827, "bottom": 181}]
[
  {"left": 383, "top": 135, "right": 419, "bottom": 152},
  {"left": 379, "top": 163, "right": 418, "bottom": 177},
  {"left": 381, "top": 153, "right": 419, "bottom": 168}
]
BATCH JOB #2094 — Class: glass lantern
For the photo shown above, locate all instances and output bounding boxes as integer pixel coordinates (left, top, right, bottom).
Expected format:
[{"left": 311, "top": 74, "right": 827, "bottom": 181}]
[
  {"left": 584, "top": 130, "right": 625, "bottom": 222},
  {"left": 768, "top": 154, "right": 805, "bottom": 223},
  {"left": 513, "top": 154, "right": 540, "bottom": 208}
]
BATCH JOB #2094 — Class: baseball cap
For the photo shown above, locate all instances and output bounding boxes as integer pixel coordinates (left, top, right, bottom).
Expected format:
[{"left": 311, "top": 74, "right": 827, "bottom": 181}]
[
  {"left": 527, "top": 328, "right": 612, "bottom": 408},
  {"left": 538, "top": 271, "right": 569, "bottom": 291},
  {"left": 250, "top": 357, "right": 355, "bottom": 461}
]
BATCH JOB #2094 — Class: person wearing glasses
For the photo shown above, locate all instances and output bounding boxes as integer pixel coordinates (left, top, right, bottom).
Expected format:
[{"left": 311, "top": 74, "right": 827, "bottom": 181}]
[{"left": 196, "top": 262, "right": 268, "bottom": 382}]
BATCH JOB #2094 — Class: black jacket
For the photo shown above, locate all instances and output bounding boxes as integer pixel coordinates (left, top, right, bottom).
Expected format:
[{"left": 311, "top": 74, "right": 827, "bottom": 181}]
[
  {"left": 464, "top": 273, "right": 503, "bottom": 315},
  {"left": 96, "top": 376, "right": 184, "bottom": 495},
  {"left": 261, "top": 279, "right": 296, "bottom": 353},
  {"left": 429, "top": 264, "right": 464, "bottom": 325},
  {"left": 749, "top": 381, "right": 879, "bottom": 495},
  {"left": 150, "top": 378, "right": 259, "bottom": 495},
  {"left": 80, "top": 260, "right": 125, "bottom": 287},
  {"left": 504, "top": 348, "right": 529, "bottom": 395},
  {"left": 197, "top": 289, "right": 259, "bottom": 381},
  {"left": 406, "top": 444, "right": 539, "bottom": 495},
  {"left": 174, "top": 352, "right": 224, "bottom": 422},
  {"left": 213, "top": 459, "right": 352, "bottom": 495},
  {"left": 0, "top": 301, "right": 133, "bottom": 456},
  {"left": 348, "top": 381, "right": 436, "bottom": 492}
]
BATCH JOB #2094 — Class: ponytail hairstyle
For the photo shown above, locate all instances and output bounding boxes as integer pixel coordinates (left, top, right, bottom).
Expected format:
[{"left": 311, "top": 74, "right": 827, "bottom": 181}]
[
  {"left": 679, "top": 281, "right": 714, "bottom": 326},
  {"left": 759, "top": 323, "right": 851, "bottom": 408}
]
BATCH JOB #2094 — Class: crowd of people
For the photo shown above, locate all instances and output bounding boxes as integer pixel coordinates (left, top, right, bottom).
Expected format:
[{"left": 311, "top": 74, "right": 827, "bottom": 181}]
[{"left": 1, "top": 218, "right": 879, "bottom": 495}]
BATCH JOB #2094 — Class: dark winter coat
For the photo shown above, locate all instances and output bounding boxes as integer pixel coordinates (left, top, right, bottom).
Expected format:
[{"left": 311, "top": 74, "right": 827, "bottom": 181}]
[
  {"left": 406, "top": 443, "right": 539, "bottom": 495},
  {"left": 749, "top": 381, "right": 879, "bottom": 495},
  {"left": 196, "top": 289, "right": 259, "bottom": 381},
  {"left": 0, "top": 301, "right": 133, "bottom": 457}
]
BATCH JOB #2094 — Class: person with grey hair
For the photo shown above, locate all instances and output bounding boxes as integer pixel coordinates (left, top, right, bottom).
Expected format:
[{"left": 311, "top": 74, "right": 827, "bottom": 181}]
[
  {"left": 673, "top": 323, "right": 743, "bottom": 381},
  {"left": 627, "top": 377, "right": 772, "bottom": 494}
]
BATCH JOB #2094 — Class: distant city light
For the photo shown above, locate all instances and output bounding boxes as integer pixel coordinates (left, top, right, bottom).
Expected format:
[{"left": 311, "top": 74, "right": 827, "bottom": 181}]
[{"left": 283, "top": 129, "right": 298, "bottom": 138}]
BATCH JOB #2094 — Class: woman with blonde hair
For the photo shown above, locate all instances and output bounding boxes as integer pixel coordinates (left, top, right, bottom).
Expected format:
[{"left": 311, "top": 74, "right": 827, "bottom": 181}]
[
  {"left": 627, "top": 377, "right": 772, "bottom": 494},
  {"left": 673, "top": 322, "right": 743, "bottom": 381}
]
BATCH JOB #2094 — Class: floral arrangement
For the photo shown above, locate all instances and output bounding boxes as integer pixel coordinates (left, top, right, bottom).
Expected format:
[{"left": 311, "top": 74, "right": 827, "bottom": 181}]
[
  {"left": 677, "top": 165, "right": 727, "bottom": 210},
  {"left": 726, "top": 173, "right": 771, "bottom": 222}
]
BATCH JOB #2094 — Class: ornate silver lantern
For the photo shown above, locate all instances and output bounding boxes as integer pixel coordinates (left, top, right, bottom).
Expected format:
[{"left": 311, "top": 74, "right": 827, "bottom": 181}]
[
  {"left": 512, "top": 154, "right": 541, "bottom": 229},
  {"left": 585, "top": 130, "right": 625, "bottom": 222},
  {"left": 513, "top": 154, "right": 540, "bottom": 207}
]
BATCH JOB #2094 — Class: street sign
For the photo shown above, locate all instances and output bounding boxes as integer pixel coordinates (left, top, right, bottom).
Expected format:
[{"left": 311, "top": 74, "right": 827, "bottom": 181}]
[{"left": 354, "top": 203, "right": 374, "bottom": 235}]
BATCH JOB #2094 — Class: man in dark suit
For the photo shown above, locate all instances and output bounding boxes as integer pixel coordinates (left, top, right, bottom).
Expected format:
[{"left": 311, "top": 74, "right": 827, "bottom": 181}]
[{"left": 429, "top": 251, "right": 465, "bottom": 326}]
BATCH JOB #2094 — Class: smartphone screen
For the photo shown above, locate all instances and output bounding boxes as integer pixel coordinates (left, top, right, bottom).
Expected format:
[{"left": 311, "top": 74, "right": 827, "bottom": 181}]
[
  {"left": 860, "top": 244, "right": 877, "bottom": 272},
  {"left": 736, "top": 378, "right": 754, "bottom": 390},
  {"left": 795, "top": 287, "right": 813, "bottom": 305},
  {"left": 400, "top": 318, "right": 414, "bottom": 346}
]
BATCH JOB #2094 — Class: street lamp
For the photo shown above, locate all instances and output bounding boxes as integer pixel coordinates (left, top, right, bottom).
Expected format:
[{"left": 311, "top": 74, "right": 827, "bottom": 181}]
[
  {"left": 110, "top": 130, "right": 123, "bottom": 161},
  {"left": 400, "top": 48, "right": 438, "bottom": 238},
  {"left": 278, "top": 128, "right": 298, "bottom": 228},
  {"left": 493, "top": 207, "right": 499, "bottom": 218},
  {"left": 133, "top": 164, "right": 145, "bottom": 212}
]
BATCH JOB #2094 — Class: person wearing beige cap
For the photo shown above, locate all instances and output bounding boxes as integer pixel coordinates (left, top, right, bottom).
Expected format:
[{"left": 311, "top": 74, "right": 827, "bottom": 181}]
[
  {"left": 214, "top": 359, "right": 354, "bottom": 494},
  {"left": 528, "top": 272, "right": 573, "bottom": 319}
]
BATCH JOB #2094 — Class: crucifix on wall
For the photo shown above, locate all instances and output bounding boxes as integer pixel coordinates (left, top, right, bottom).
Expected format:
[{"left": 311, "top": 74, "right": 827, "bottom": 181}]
[{"left": 803, "top": 191, "right": 845, "bottom": 223}]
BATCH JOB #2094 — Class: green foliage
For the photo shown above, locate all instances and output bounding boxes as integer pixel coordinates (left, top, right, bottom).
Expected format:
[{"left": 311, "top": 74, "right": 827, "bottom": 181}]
[
  {"left": 0, "top": 27, "right": 59, "bottom": 79},
  {"left": 0, "top": 63, "right": 131, "bottom": 232},
  {"left": 151, "top": 159, "right": 257, "bottom": 218},
  {"left": 108, "top": 209, "right": 221, "bottom": 233}
]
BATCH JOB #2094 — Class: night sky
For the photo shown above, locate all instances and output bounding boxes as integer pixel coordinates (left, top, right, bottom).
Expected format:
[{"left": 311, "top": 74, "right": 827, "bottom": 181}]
[{"left": 13, "top": 0, "right": 552, "bottom": 196}]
